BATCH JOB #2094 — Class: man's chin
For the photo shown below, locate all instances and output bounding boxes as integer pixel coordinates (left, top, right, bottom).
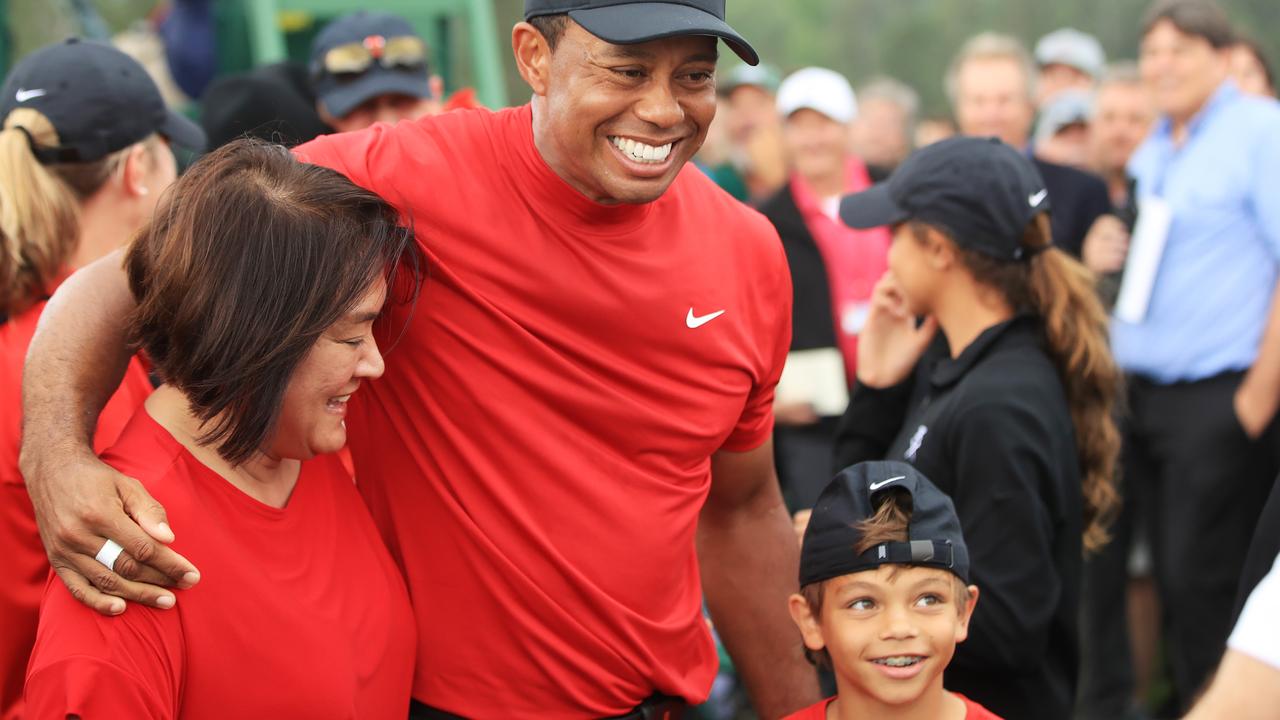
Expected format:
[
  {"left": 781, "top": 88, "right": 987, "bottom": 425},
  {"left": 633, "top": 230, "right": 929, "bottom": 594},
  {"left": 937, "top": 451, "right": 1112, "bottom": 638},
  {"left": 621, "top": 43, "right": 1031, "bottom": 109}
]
[{"left": 598, "top": 171, "right": 684, "bottom": 205}]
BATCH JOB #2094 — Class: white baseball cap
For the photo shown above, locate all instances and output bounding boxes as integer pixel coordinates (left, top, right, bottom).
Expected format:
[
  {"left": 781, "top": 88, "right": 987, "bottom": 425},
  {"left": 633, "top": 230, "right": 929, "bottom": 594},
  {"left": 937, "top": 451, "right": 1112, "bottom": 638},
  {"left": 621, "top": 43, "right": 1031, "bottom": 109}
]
[{"left": 776, "top": 67, "right": 857, "bottom": 124}]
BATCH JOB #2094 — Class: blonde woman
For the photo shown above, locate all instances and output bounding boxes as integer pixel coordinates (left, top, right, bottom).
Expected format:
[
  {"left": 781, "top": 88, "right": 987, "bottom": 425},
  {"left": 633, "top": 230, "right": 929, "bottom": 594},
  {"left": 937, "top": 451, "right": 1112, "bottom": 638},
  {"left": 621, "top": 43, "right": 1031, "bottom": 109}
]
[{"left": 0, "top": 38, "right": 203, "bottom": 717}]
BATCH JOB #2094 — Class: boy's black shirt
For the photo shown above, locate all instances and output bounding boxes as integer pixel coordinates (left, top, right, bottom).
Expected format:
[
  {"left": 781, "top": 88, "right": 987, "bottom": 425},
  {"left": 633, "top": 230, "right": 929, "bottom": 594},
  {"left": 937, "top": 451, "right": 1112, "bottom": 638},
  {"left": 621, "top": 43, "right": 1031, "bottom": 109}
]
[{"left": 833, "top": 315, "right": 1082, "bottom": 720}]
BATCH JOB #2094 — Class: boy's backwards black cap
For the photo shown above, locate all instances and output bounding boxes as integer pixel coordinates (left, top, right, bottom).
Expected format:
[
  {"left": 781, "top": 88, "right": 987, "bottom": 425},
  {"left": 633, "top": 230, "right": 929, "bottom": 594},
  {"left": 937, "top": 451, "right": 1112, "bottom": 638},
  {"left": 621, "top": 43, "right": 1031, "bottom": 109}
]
[
  {"left": 839, "top": 136, "right": 1051, "bottom": 262},
  {"left": 799, "top": 461, "right": 970, "bottom": 586},
  {"left": 524, "top": 0, "right": 759, "bottom": 66},
  {"left": 0, "top": 38, "right": 205, "bottom": 163}
]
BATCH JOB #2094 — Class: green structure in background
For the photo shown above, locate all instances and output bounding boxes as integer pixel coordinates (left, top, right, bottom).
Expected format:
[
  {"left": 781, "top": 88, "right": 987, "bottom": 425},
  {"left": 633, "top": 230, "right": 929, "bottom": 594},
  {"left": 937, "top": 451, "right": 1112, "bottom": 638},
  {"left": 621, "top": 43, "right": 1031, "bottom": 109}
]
[
  {"left": 218, "top": 0, "right": 508, "bottom": 108},
  {"left": 0, "top": 0, "right": 8, "bottom": 80}
]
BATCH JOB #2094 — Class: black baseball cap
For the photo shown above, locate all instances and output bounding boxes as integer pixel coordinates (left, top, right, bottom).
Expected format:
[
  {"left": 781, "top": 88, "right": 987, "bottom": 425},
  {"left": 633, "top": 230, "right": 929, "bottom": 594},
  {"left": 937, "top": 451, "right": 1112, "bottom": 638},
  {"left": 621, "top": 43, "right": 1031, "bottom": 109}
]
[
  {"left": 839, "top": 136, "right": 1051, "bottom": 262},
  {"left": 799, "top": 461, "right": 970, "bottom": 586},
  {"left": 524, "top": 0, "right": 759, "bottom": 66},
  {"left": 0, "top": 38, "right": 205, "bottom": 163},
  {"left": 310, "top": 11, "right": 431, "bottom": 120}
]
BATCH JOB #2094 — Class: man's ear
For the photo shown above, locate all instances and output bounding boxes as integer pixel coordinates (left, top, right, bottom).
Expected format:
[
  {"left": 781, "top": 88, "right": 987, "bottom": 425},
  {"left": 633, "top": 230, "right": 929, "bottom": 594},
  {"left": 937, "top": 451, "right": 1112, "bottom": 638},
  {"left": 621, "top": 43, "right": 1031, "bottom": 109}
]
[
  {"left": 512, "top": 22, "right": 553, "bottom": 96},
  {"left": 788, "top": 593, "right": 827, "bottom": 653},
  {"left": 955, "top": 585, "right": 980, "bottom": 643}
]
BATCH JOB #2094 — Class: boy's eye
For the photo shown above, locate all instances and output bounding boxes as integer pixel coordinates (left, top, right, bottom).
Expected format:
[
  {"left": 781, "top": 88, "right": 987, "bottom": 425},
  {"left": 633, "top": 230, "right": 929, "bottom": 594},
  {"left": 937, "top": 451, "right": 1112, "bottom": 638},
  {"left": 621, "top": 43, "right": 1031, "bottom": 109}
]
[
  {"left": 914, "top": 593, "right": 943, "bottom": 608},
  {"left": 849, "top": 598, "right": 875, "bottom": 611}
]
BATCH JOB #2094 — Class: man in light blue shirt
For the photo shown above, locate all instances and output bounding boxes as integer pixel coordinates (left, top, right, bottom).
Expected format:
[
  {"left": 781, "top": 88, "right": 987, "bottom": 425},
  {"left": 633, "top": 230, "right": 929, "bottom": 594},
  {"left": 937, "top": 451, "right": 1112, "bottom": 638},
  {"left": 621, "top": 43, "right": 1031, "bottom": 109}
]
[{"left": 1107, "top": 0, "right": 1280, "bottom": 711}]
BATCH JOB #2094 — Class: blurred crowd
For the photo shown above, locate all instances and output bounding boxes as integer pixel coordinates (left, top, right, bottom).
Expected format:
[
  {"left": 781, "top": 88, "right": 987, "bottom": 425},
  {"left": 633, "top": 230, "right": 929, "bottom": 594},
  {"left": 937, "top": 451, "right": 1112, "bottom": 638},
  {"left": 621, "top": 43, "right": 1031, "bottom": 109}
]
[
  {"left": 1, "top": 0, "right": 1279, "bottom": 719},
  {"left": 694, "top": 5, "right": 1278, "bottom": 720}
]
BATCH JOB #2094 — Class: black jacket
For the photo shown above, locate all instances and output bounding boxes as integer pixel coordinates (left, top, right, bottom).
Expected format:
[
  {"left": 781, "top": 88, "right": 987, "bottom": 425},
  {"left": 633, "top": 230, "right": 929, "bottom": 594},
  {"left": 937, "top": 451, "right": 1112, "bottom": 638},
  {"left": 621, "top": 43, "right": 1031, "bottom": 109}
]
[
  {"left": 834, "top": 316, "right": 1081, "bottom": 720},
  {"left": 1033, "top": 158, "right": 1111, "bottom": 258},
  {"left": 758, "top": 182, "right": 839, "bottom": 353}
]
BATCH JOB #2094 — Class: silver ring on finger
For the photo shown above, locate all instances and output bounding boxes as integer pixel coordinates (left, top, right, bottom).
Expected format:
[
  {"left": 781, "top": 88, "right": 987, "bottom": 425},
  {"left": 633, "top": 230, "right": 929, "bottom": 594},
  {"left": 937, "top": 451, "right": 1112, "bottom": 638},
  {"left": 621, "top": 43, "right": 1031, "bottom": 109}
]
[{"left": 94, "top": 539, "right": 125, "bottom": 571}]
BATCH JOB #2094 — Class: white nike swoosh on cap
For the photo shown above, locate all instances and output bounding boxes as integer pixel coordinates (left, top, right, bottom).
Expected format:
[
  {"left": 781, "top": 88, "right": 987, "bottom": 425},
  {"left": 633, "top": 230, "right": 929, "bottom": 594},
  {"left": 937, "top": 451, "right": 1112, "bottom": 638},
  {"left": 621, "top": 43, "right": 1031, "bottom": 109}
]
[
  {"left": 1028, "top": 189, "right": 1049, "bottom": 207},
  {"left": 869, "top": 476, "right": 906, "bottom": 491},
  {"left": 686, "top": 308, "right": 725, "bottom": 329},
  {"left": 15, "top": 88, "right": 45, "bottom": 102}
]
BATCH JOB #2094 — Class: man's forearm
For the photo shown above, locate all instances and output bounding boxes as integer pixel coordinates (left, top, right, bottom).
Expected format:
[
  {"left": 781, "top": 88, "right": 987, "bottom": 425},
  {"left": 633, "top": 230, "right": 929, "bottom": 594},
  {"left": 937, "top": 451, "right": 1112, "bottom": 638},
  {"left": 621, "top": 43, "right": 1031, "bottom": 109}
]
[
  {"left": 698, "top": 481, "right": 820, "bottom": 718},
  {"left": 20, "top": 251, "right": 136, "bottom": 476},
  {"left": 1238, "top": 277, "right": 1280, "bottom": 432}
]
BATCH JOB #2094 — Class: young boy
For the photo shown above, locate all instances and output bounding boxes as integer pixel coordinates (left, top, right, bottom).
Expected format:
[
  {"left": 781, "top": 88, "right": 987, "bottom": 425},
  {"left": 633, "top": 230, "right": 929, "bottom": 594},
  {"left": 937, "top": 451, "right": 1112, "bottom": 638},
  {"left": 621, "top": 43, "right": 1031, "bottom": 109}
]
[{"left": 786, "top": 461, "right": 1001, "bottom": 719}]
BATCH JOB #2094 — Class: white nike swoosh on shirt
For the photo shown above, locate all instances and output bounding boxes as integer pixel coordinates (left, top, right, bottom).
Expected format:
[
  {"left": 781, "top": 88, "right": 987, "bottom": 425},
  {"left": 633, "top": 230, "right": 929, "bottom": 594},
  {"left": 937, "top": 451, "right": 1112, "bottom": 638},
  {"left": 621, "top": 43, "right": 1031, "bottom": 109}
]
[
  {"left": 686, "top": 309, "right": 725, "bottom": 329},
  {"left": 1028, "top": 189, "right": 1049, "bottom": 207},
  {"left": 868, "top": 476, "right": 906, "bottom": 491},
  {"left": 15, "top": 88, "right": 45, "bottom": 102}
]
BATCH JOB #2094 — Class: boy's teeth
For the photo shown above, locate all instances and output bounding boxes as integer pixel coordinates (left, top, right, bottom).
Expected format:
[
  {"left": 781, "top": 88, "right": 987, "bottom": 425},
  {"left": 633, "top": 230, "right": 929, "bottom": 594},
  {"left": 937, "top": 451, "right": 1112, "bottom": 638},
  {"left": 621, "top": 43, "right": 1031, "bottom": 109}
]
[
  {"left": 873, "top": 656, "right": 922, "bottom": 667},
  {"left": 610, "top": 136, "right": 673, "bottom": 164}
]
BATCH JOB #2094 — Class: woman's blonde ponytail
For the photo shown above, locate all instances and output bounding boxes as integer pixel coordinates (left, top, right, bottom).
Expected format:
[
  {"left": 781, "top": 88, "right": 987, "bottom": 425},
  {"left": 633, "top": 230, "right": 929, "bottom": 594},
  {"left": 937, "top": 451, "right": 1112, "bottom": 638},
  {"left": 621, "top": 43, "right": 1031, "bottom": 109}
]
[{"left": 0, "top": 108, "right": 80, "bottom": 316}]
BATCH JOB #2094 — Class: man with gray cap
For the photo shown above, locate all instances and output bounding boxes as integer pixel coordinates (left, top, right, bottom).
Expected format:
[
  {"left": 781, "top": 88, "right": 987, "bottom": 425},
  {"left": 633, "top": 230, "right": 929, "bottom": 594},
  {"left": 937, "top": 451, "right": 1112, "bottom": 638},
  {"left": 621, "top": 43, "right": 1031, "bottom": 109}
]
[
  {"left": 1034, "top": 89, "right": 1094, "bottom": 168},
  {"left": 1035, "top": 27, "right": 1106, "bottom": 108},
  {"left": 19, "top": 1, "right": 821, "bottom": 718}
]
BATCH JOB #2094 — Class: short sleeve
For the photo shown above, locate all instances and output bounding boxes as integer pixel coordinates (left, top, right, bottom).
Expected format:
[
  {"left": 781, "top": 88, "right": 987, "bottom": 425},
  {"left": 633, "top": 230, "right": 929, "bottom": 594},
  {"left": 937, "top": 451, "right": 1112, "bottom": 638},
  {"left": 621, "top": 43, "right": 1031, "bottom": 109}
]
[
  {"left": 25, "top": 577, "right": 184, "bottom": 719},
  {"left": 293, "top": 125, "right": 382, "bottom": 188},
  {"left": 293, "top": 121, "right": 424, "bottom": 220},
  {"left": 720, "top": 227, "right": 793, "bottom": 453},
  {"left": 1229, "top": 552, "right": 1280, "bottom": 670},
  {"left": 1249, "top": 111, "right": 1280, "bottom": 261}
]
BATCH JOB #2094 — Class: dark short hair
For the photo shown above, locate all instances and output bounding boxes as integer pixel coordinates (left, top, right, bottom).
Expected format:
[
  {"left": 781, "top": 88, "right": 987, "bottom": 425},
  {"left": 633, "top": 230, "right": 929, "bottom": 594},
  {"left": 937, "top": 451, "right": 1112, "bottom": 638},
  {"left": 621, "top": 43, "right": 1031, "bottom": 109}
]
[
  {"left": 529, "top": 13, "right": 570, "bottom": 51},
  {"left": 126, "top": 138, "right": 420, "bottom": 465},
  {"left": 1141, "top": 0, "right": 1235, "bottom": 49},
  {"left": 1235, "top": 37, "right": 1276, "bottom": 93}
]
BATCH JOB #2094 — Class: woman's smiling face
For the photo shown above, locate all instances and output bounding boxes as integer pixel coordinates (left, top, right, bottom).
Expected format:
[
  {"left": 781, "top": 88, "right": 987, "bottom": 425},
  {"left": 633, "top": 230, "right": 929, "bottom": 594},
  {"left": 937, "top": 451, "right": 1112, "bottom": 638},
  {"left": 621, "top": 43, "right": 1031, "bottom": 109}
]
[{"left": 267, "top": 277, "right": 388, "bottom": 460}]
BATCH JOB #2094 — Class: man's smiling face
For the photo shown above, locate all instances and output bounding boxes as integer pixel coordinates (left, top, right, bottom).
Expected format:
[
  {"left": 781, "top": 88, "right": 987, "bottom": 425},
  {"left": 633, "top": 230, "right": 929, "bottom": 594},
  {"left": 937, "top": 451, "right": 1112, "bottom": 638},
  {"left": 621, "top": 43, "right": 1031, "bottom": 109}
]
[{"left": 532, "top": 21, "right": 719, "bottom": 205}]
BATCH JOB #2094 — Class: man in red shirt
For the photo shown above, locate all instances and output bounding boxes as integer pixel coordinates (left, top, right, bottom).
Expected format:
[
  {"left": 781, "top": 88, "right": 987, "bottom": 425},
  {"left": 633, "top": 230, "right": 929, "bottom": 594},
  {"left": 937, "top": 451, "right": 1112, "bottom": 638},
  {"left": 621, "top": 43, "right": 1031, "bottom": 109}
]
[{"left": 18, "top": 1, "right": 820, "bottom": 717}]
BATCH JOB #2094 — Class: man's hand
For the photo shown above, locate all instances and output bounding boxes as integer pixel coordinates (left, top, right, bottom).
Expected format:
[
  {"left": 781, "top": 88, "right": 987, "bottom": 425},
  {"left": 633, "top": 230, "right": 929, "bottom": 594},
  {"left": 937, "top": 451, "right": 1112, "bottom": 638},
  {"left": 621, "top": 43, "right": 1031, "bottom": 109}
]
[
  {"left": 21, "top": 447, "right": 200, "bottom": 615},
  {"left": 856, "top": 274, "right": 937, "bottom": 389},
  {"left": 1082, "top": 214, "right": 1130, "bottom": 275},
  {"left": 1233, "top": 278, "right": 1280, "bottom": 440},
  {"left": 19, "top": 251, "right": 199, "bottom": 614},
  {"left": 1234, "top": 380, "right": 1279, "bottom": 440}
]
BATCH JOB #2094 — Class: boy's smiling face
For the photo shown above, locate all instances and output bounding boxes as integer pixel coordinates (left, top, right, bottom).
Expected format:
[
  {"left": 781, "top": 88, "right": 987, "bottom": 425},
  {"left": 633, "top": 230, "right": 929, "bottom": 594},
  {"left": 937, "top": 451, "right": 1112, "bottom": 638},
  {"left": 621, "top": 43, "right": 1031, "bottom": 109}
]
[{"left": 790, "top": 564, "right": 979, "bottom": 707}]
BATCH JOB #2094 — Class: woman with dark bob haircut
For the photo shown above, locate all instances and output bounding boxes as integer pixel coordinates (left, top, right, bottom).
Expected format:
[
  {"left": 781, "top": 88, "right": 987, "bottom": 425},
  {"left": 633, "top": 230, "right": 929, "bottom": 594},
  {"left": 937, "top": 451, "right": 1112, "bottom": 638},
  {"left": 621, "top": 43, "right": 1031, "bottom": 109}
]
[{"left": 24, "top": 138, "right": 422, "bottom": 719}]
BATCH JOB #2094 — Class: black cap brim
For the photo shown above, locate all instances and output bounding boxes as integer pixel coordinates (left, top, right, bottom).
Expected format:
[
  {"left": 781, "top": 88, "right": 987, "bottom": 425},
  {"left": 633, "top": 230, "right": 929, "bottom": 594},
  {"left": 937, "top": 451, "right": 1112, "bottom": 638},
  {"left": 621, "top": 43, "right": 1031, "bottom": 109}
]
[
  {"left": 569, "top": 3, "right": 759, "bottom": 66},
  {"left": 838, "top": 183, "right": 909, "bottom": 229},
  {"left": 160, "top": 109, "right": 207, "bottom": 153},
  {"left": 318, "top": 71, "right": 431, "bottom": 120}
]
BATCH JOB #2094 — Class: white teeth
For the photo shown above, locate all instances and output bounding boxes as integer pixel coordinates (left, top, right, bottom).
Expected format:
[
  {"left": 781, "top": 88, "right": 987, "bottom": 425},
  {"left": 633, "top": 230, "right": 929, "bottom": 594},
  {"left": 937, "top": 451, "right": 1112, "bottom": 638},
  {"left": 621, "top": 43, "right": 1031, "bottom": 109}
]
[
  {"left": 610, "top": 136, "right": 673, "bottom": 164},
  {"left": 873, "top": 656, "right": 922, "bottom": 667}
]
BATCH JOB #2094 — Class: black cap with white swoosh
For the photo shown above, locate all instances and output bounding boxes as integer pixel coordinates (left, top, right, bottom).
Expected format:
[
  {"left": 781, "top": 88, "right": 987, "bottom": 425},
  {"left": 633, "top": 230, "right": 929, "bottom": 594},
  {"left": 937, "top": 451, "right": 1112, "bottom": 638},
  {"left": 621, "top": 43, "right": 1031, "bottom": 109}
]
[
  {"left": 839, "top": 136, "right": 1051, "bottom": 262},
  {"left": 0, "top": 38, "right": 205, "bottom": 164},
  {"left": 799, "top": 460, "right": 971, "bottom": 586},
  {"left": 524, "top": 0, "right": 759, "bottom": 66}
]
